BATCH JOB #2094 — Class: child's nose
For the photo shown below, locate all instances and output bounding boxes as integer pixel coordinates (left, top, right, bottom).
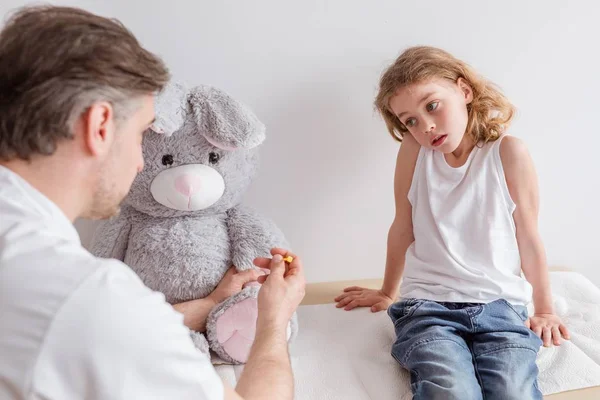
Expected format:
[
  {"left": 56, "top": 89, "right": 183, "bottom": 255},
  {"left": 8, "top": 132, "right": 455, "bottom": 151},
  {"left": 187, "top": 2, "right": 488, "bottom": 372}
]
[{"left": 424, "top": 120, "right": 436, "bottom": 133}]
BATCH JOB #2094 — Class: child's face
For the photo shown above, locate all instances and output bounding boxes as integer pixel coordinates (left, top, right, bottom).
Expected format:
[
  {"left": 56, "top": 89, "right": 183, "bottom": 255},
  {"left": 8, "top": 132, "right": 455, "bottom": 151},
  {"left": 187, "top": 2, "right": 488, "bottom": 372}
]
[{"left": 388, "top": 78, "right": 473, "bottom": 152}]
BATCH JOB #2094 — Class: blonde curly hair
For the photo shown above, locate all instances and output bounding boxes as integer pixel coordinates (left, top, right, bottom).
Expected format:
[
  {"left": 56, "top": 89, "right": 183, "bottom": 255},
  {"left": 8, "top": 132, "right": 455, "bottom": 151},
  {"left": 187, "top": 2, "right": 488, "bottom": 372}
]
[{"left": 375, "top": 46, "right": 515, "bottom": 143}]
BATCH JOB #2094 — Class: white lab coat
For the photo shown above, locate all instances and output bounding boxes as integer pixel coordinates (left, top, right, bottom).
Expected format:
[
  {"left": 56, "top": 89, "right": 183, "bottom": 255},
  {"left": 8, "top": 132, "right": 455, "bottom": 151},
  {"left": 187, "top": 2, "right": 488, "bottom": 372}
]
[{"left": 0, "top": 165, "right": 223, "bottom": 400}]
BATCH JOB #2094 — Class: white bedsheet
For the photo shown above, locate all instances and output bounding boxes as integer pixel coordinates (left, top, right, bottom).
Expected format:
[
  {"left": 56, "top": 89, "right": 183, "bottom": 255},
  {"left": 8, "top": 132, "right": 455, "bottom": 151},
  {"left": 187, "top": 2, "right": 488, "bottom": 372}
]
[{"left": 216, "top": 272, "right": 600, "bottom": 398}]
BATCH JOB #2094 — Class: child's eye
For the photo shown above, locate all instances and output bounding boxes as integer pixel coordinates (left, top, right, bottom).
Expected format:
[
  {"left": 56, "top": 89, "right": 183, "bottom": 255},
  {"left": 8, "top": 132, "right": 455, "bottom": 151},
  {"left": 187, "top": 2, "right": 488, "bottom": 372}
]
[
  {"left": 405, "top": 118, "right": 417, "bottom": 127},
  {"left": 426, "top": 101, "right": 439, "bottom": 112}
]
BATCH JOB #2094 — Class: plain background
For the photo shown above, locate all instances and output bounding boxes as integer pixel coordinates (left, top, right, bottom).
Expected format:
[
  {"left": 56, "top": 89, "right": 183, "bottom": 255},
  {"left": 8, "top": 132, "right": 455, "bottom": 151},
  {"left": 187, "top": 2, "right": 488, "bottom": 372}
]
[{"left": 2, "top": 1, "right": 599, "bottom": 286}]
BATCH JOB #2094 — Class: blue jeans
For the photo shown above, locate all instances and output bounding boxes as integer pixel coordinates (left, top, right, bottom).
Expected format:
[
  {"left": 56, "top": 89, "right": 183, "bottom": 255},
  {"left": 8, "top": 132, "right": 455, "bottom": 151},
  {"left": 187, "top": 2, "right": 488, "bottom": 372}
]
[{"left": 387, "top": 298, "right": 543, "bottom": 400}]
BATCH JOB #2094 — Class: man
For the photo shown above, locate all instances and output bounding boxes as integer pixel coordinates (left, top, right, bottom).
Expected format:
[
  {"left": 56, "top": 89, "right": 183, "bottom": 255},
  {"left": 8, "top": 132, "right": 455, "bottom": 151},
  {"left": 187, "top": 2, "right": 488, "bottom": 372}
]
[{"left": 0, "top": 5, "right": 305, "bottom": 400}]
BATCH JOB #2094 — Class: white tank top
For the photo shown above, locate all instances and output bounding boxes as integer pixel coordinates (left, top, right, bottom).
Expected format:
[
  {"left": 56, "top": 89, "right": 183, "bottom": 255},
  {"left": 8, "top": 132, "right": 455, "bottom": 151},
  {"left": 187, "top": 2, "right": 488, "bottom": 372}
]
[{"left": 401, "top": 135, "right": 533, "bottom": 305}]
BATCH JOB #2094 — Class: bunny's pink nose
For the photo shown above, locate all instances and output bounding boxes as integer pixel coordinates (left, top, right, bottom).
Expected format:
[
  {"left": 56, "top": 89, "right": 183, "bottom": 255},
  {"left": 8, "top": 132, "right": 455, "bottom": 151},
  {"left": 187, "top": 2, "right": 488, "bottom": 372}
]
[{"left": 175, "top": 174, "right": 202, "bottom": 197}]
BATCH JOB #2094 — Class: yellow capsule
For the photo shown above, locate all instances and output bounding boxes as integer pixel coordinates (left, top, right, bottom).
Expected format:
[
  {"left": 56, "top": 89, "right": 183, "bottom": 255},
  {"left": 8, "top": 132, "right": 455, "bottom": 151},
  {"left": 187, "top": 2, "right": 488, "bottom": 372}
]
[{"left": 283, "top": 256, "right": 294, "bottom": 263}]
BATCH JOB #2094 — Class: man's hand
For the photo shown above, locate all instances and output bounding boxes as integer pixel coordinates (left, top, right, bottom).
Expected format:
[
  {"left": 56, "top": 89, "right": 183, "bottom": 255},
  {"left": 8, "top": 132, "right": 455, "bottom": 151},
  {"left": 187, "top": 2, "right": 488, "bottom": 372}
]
[
  {"left": 229, "top": 249, "right": 305, "bottom": 400},
  {"left": 526, "top": 313, "right": 570, "bottom": 347},
  {"left": 253, "top": 248, "right": 305, "bottom": 328},
  {"left": 335, "top": 287, "right": 394, "bottom": 312},
  {"left": 207, "top": 266, "right": 263, "bottom": 306}
]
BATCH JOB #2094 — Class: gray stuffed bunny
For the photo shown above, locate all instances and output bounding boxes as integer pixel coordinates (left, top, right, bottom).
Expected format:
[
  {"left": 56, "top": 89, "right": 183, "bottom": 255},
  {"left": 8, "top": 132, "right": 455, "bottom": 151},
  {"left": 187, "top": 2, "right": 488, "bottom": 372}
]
[{"left": 90, "top": 82, "right": 298, "bottom": 364}]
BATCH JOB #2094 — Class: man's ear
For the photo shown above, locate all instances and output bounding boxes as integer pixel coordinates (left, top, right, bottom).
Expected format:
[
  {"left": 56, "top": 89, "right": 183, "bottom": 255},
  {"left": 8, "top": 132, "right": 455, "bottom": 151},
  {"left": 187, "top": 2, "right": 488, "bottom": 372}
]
[
  {"left": 457, "top": 77, "right": 474, "bottom": 104},
  {"left": 81, "top": 101, "right": 116, "bottom": 157}
]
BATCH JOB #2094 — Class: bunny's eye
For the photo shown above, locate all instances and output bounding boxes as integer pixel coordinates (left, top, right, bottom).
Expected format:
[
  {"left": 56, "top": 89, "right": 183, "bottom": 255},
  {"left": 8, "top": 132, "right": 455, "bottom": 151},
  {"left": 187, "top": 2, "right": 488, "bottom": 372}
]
[
  {"left": 209, "top": 152, "right": 221, "bottom": 164},
  {"left": 162, "top": 154, "right": 174, "bottom": 166}
]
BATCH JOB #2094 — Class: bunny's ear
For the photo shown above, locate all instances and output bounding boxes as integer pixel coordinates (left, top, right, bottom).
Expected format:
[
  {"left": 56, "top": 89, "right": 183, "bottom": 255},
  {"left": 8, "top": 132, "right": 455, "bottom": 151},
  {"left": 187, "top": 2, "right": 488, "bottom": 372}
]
[
  {"left": 150, "top": 81, "right": 188, "bottom": 137},
  {"left": 188, "top": 85, "right": 266, "bottom": 150}
]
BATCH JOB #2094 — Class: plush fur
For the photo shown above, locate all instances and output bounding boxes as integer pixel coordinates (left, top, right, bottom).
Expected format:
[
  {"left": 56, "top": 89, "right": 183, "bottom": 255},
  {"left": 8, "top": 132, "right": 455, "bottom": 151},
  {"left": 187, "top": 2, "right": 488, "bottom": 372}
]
[{"left": 91, "top": 82, "right": 297, "bottom": 364}]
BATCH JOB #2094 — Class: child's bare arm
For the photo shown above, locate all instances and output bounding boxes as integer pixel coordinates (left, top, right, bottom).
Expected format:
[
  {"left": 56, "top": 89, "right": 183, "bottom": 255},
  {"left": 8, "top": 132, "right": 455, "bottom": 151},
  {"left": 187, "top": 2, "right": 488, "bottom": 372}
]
[
  {"left": 501, "top": 136, "right": 570, "bottom": 346},
  {"left": 381, "top": 134, "right": 419, "bottom": 299},
  {"left": 335, "top": 134, "right": 419, "bottom": 312}
]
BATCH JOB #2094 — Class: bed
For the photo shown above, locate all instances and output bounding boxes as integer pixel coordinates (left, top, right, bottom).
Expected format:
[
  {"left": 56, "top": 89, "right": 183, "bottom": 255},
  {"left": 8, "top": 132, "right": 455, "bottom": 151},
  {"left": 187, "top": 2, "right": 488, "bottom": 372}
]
[{"left": 216, "top": 270, "right": 600, "bottom": 399}]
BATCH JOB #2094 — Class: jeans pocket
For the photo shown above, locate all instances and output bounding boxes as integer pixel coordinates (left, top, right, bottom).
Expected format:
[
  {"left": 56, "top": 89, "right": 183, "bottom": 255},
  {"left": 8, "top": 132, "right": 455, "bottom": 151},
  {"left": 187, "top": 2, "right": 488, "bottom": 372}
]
[
  {"left": 388, "top": 298, "right": 425, "bottom": 328},
  {"left": 497, "top": 298, "right": 528, "bottom": 322}
]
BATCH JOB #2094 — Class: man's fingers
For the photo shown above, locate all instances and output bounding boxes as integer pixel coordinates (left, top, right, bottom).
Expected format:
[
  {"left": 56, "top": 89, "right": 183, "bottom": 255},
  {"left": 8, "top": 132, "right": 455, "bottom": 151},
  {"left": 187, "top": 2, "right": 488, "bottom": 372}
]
[
  {"left": 270, "top": 248, "right": 297, "bottom": 259},
  {"left": 253, "top": 253, "right": 293, "bottom": 268},
  {"left": 285, "top": 255, "right": 303, "bottom": 277},
  {"left": 270, "top": 248, "right": 302, "bottom": 273},
  {"left": 270, "top": 248, "right": 287, "bottom": 256},
  {"left": 253, "top": 257, "right": 271, "bottom": 269},
  {"left": 524, "top": 318, "right": 531, "bottom": 329},
  {"left": 253, "top": 250, "right": 303, "bottom": 289},
  {"left": 268, "top": 254, "right": 285, "bottom": 277},
  {"left": 533, "top": 326, "right": 542, "bottom": 338},
  {"left": 254, "top": 254, "right": 299, "bottom": 269}
]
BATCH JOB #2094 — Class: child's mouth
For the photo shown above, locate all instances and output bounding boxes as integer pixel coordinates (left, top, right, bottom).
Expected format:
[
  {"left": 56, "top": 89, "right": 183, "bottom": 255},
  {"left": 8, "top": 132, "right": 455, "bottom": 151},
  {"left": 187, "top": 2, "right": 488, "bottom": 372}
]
[{"left": 431, "top": 134, "right": 447, "bottom": 147}]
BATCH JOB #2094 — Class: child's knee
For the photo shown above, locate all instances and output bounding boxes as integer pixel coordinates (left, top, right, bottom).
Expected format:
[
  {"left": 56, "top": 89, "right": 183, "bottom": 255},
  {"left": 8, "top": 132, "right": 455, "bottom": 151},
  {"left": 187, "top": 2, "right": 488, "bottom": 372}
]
[
  {"left": 412, "top": 370, "right": 482, "bottom": 400},
  {"left": 398, "top": 339, "right": 481, "bottom": 399},
  {"left": 476, "top": 348, "right": 542, "bottom": 400}
]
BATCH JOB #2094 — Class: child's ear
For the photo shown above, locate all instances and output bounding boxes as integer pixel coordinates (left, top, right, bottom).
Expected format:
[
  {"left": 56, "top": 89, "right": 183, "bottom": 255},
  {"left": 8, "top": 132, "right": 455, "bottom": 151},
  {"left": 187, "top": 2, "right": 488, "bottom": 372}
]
[
  {"left": 188, "top": 85, "right": 265, "bottom": 151},
  {"left": 457, "top": 77, "right": 474, "bottom": 104}
]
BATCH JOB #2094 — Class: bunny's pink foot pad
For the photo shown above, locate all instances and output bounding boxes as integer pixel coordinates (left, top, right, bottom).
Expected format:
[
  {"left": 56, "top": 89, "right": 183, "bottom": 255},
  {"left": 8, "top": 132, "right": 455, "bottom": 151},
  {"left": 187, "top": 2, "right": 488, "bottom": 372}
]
[{"left": 215, "top": 297, "right": 258, "bottom": 363}]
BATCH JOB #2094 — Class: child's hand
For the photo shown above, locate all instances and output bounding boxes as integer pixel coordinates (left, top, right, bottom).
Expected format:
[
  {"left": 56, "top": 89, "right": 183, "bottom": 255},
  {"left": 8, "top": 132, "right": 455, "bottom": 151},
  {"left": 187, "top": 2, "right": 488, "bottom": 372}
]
[
  {"left": 526, "top": 313, "right": 570, "bottom": 347},
  {"left": 207, "top": 266, "right": 263, "bottom": 305},
  {"left": 334, "top": 287, "right": 394, "bottom": 312}
]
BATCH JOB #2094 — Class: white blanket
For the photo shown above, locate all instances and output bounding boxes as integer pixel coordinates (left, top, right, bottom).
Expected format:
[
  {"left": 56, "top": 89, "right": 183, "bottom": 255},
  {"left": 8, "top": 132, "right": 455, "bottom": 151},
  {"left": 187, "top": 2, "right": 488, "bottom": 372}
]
[{"left": 216, "top": 272, "right": 600, "bottom": 398}]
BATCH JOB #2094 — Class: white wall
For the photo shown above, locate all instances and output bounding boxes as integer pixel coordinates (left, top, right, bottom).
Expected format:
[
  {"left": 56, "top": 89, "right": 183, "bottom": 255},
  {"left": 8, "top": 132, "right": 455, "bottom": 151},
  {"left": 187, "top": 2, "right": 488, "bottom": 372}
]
[{"left": 2, "top": 0, "right": 599, "bottom": 285}]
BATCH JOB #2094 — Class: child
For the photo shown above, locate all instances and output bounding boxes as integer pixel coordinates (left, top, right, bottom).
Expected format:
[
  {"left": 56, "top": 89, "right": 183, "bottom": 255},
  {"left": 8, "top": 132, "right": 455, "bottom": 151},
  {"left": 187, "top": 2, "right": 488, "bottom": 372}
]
[{"left": 335, "top": 46, "right": 569, "bottom": 399}]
